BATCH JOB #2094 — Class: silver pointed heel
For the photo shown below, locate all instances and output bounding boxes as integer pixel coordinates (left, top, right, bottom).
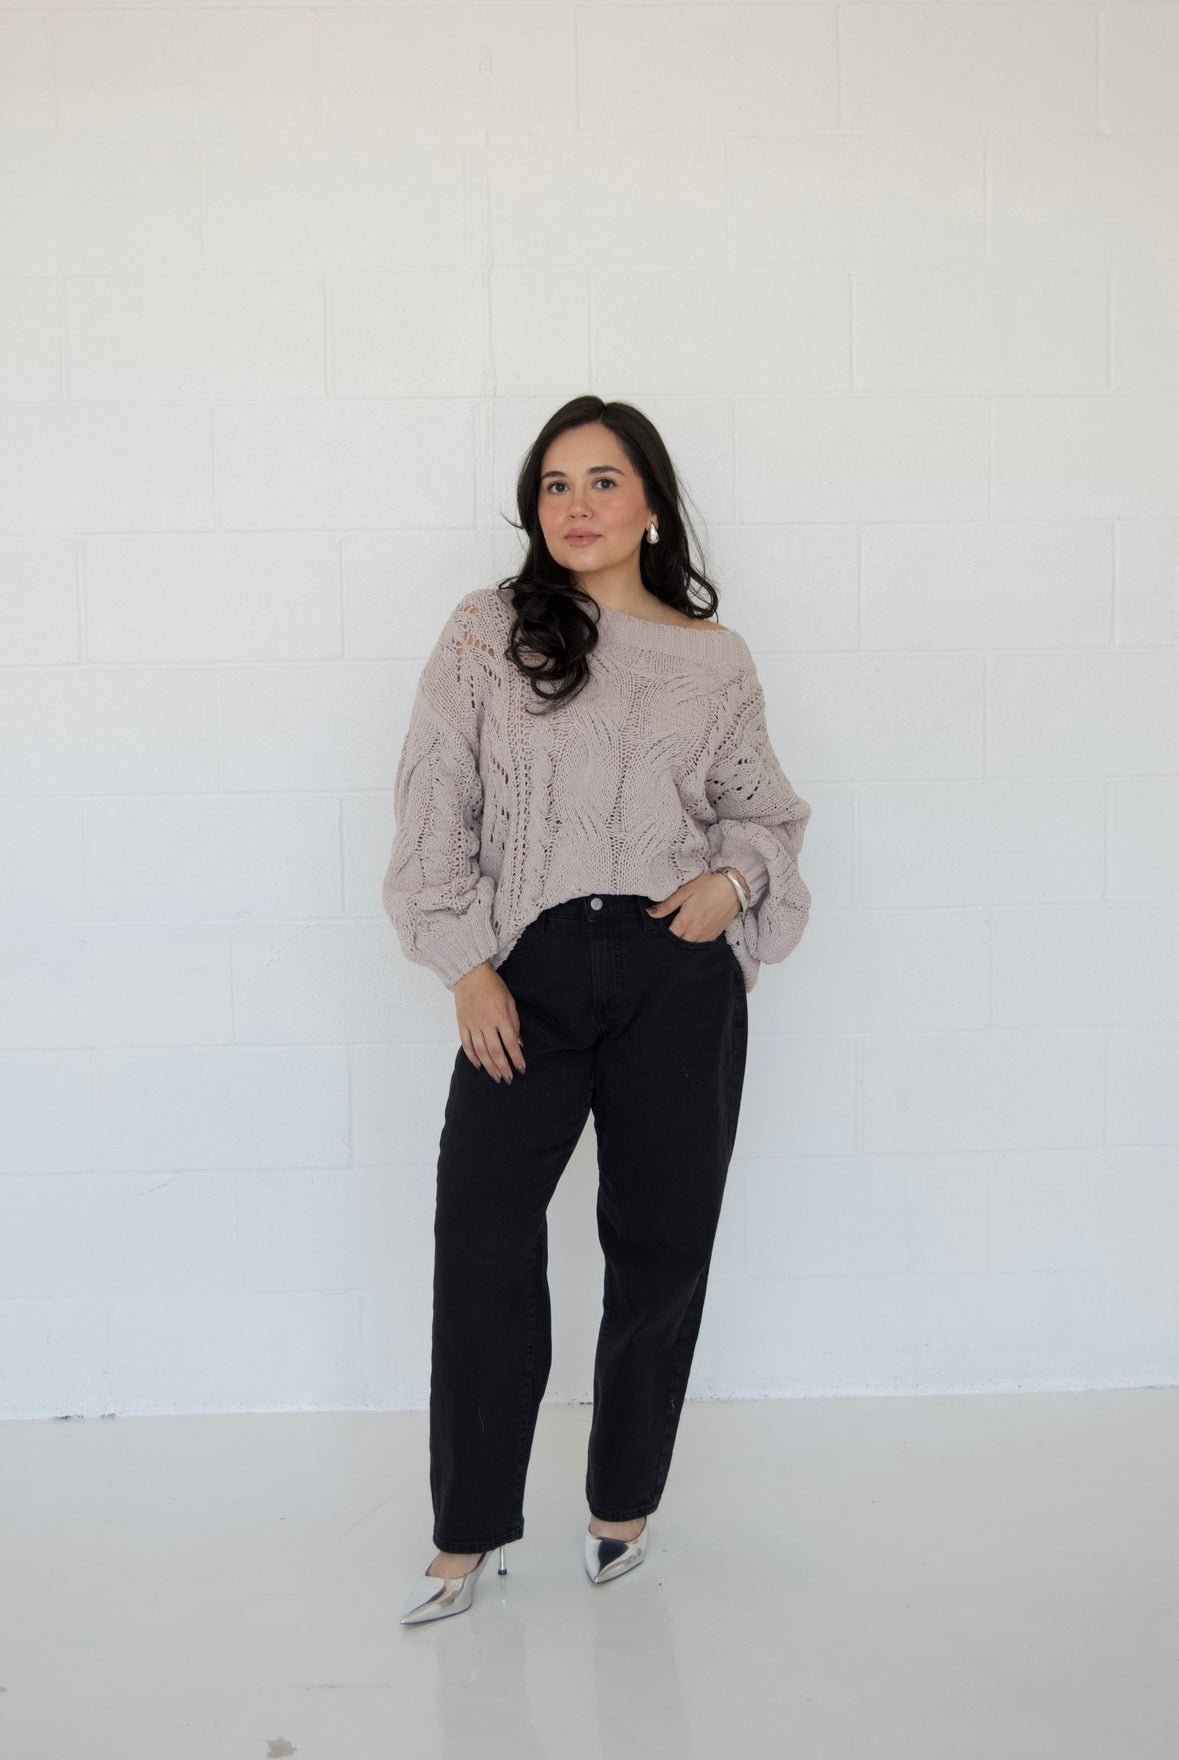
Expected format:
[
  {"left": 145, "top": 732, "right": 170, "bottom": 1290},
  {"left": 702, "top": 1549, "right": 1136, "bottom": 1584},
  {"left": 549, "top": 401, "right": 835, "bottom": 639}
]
[
  {"left": 400, "top": 1543, "right": 507, "bottom": 1626},
  {"left": 584, "top": 1516, "right": 649, "bottom": 1585}
]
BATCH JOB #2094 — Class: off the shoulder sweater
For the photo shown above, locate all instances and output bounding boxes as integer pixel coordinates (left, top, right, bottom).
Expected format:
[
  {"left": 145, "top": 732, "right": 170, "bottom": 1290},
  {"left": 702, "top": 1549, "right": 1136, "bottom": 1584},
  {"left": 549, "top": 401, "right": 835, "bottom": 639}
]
[{"left": 381, "top": 585, "right": 812, "bottom": 994}]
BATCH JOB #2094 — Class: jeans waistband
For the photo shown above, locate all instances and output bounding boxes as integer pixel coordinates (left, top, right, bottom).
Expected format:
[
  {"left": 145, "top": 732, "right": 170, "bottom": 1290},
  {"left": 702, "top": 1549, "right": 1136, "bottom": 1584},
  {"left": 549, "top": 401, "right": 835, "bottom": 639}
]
[{"left": 539, "top": 892, "right": 657, "bottom": 925}]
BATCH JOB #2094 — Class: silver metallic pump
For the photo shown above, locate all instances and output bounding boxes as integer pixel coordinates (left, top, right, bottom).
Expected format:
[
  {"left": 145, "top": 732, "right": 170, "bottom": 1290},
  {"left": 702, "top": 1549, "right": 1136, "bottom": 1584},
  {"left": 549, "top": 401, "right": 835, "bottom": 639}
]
[
  {"left": 584, "top": 1516, "right": 649, "bottom": 1585},
  {"left": 400, "top": 1544, "right": 508, "bottom": 1626}
]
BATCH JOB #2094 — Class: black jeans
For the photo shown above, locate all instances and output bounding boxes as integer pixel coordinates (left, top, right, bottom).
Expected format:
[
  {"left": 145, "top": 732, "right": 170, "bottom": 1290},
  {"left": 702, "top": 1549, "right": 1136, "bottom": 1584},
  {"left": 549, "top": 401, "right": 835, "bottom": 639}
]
[{"left": 427, "top": 891, "right": 749, "bottom": 1554}]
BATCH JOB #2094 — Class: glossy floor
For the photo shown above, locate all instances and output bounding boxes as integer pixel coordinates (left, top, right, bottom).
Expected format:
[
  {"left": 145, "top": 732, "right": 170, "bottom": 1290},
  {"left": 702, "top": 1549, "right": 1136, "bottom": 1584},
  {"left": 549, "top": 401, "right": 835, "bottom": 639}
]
[{"left": 2, "top": 1390, "right": 1176, "bottom": 1758}]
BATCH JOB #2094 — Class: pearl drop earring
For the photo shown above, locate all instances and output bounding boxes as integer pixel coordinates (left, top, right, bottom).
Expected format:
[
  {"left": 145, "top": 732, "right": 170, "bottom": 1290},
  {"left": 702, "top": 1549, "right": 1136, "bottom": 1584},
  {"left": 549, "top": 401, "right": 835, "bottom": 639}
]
[{"left": 646, "top": 521, "right": 659, "bottom": 545}]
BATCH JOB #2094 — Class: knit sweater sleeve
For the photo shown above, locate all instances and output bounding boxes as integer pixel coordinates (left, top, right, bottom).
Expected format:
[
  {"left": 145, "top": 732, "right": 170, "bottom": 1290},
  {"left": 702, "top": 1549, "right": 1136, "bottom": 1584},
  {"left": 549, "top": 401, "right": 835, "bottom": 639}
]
[
  {"left": 704, "top": 652, "right": 813, "bottom": 964},
  {"left": 381, "top": 597, "right": 501, "bottom": 991}
]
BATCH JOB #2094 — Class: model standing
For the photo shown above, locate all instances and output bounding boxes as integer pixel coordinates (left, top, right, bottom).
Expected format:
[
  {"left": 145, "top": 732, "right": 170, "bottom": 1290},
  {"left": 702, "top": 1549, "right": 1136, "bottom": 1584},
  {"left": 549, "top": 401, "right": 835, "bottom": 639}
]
[{"left": 383, "top": 395, "right": 812, "bottom": 1624}]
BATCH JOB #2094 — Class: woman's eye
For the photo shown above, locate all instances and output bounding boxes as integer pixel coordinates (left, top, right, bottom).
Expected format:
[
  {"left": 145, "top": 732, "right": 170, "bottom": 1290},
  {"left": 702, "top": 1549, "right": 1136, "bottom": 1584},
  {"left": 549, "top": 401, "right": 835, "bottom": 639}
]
[{"left": 545, "top": 478, "right": 616, "bottom": 493}]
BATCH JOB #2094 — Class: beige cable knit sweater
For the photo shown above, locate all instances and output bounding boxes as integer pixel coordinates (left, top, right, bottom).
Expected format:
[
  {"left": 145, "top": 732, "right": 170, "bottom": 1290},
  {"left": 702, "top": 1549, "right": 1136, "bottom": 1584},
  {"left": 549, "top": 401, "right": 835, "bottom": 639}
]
[{"left": 381, "top": 585, "right": 812, "bottom": 994}]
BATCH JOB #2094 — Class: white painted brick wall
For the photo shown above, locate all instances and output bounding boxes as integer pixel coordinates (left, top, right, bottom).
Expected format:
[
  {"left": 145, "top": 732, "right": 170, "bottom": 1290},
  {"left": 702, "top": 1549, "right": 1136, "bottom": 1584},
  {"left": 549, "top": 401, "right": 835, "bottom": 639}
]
[{"left": 1, "top": 1, "right": 1177, "bottom": 1419}]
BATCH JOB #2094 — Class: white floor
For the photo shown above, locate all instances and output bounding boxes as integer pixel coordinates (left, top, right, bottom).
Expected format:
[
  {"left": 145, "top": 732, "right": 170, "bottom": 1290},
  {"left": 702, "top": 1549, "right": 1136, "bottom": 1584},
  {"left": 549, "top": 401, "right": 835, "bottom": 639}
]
[{"left": 3, "top": 1388, "right": 1177, "bottom": 1759}]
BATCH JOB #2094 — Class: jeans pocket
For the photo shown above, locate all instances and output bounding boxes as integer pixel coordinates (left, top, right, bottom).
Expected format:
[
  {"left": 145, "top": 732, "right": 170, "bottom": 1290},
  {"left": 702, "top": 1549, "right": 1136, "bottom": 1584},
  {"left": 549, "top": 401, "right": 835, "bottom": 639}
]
[{"left": 659, "top": 911, "right": 724, "bottom": 949}]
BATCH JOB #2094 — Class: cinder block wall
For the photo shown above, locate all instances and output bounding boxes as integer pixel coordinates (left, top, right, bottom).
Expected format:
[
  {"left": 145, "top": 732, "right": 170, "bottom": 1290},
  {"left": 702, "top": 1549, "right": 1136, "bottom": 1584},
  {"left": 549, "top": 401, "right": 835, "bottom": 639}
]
[{"left": 1, "top": 2, "right": 1177, "bottom": 1417}]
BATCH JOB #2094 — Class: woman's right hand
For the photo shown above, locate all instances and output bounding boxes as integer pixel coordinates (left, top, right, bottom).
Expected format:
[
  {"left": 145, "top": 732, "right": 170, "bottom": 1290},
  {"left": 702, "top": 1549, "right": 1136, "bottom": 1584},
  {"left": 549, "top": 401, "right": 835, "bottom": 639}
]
[{"left": 453, "top": 962, "right": 527, "bottom": 1084}]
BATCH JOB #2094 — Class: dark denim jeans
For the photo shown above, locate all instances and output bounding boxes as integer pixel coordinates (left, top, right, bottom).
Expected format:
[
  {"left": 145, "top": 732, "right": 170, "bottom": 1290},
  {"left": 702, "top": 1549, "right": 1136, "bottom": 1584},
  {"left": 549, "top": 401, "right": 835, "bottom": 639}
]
[{"left": 427, "top": 891, "right": 749, "bottom": 1554}]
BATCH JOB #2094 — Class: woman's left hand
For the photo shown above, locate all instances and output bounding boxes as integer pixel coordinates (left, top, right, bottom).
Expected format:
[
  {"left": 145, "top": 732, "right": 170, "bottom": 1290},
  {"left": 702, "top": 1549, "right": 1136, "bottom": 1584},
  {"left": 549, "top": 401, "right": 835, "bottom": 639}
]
[{"left": 646, "top": 872, "right": 744, "bottom": 942}]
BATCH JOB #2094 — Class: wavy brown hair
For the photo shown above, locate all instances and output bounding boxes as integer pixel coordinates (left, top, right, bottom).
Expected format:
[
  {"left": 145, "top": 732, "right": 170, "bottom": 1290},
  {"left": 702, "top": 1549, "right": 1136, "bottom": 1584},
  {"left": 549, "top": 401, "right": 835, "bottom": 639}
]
[{"left": 493, "top": 395, "right": 723, "bottom": 713}]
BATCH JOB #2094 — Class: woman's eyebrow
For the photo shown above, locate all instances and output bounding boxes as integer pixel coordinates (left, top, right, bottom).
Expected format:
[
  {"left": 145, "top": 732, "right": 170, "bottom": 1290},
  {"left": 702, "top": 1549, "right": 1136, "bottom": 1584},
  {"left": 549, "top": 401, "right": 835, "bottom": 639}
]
[{"left": 540, "top": 465, "right": 627, "bottom": 480}]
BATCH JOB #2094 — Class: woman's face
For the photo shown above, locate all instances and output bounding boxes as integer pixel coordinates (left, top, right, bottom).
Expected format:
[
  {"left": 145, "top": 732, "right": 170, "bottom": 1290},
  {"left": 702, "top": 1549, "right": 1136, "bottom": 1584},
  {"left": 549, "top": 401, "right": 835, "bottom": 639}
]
[{"left": 536, "top": 423, "right": 655, "bottom": 579}]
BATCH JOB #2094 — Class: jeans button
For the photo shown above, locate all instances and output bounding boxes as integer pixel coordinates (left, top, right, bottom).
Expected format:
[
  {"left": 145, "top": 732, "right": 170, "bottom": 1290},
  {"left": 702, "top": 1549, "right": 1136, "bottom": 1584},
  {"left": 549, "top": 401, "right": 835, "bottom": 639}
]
[{"left": 590, "top": 896, "right": 603, "bottom": 910}]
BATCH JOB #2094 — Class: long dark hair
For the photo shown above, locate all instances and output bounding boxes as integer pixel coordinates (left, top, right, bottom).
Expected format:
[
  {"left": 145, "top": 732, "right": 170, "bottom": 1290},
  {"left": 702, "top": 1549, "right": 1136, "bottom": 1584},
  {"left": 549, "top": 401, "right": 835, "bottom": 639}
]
[{"left": 493, "top": 395, "right": 723, "bottom": 713}]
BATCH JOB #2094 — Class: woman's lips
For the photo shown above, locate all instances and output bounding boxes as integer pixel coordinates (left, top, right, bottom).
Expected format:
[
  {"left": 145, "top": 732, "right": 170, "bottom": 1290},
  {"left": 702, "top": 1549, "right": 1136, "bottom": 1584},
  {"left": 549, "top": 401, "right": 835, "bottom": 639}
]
[{"left": 565, "top": 533, "right": 599, "bottom": 545}]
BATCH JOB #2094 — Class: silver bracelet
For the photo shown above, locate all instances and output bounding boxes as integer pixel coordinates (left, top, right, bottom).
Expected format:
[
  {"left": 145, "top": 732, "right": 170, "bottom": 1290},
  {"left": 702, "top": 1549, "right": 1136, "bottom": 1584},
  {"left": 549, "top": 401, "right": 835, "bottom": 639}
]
[{"left": 718, "top": 866, "right": 751, "bottom": 913}]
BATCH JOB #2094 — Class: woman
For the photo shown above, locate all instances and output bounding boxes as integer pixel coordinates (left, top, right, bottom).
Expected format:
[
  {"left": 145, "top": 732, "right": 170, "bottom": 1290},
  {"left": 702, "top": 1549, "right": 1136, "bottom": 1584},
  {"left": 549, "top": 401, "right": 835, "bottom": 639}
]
[{"left": 383, "top": 395, "right": 812, "bottom": 1625}]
